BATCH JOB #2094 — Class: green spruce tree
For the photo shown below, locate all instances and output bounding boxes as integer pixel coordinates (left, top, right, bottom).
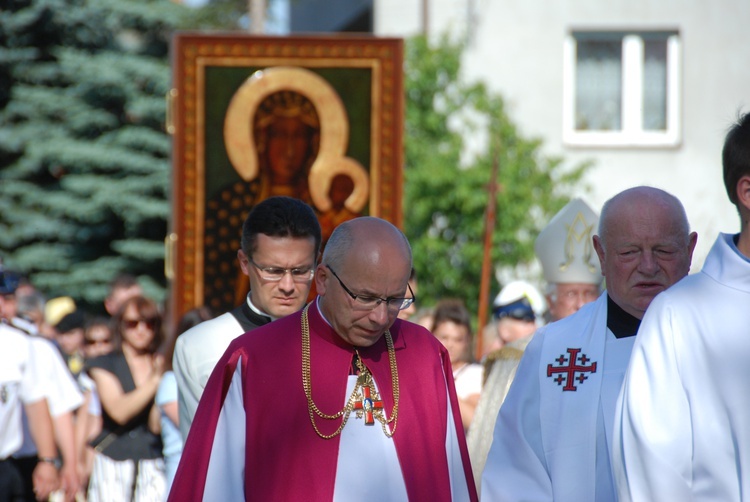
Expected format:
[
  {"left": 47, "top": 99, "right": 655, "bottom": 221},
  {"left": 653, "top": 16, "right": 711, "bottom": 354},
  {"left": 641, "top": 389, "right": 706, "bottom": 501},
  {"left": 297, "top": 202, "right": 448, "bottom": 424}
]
[{"left": 0, "top": 0, "right": 189, "bottom": 311}]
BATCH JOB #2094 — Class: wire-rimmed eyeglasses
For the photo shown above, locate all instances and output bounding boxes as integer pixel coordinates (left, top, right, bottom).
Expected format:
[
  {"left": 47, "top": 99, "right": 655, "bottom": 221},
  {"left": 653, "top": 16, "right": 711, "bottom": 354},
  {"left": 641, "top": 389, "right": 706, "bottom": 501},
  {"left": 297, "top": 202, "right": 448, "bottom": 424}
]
[
  {"left": 248, "top": 258, "right": 315, "bottom": 283},
  {"left": 326, "top": 265, "right": 415, "bottom": 311}
]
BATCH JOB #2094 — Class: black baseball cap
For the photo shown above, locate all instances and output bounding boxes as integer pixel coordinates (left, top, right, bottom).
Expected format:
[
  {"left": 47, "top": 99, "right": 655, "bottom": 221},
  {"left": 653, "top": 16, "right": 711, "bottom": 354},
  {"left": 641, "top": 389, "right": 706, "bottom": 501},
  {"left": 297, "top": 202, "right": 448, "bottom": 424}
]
[{"left": 0, "top": 270, "right": 21, "bottom": 295}]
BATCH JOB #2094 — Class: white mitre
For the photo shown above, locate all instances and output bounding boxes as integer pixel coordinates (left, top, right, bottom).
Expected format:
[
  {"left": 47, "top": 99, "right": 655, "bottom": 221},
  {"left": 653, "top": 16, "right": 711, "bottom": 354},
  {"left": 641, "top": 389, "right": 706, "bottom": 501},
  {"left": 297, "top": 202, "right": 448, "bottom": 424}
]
[{"left": 534, "top": 198, "right": 602, "bottom": 285}]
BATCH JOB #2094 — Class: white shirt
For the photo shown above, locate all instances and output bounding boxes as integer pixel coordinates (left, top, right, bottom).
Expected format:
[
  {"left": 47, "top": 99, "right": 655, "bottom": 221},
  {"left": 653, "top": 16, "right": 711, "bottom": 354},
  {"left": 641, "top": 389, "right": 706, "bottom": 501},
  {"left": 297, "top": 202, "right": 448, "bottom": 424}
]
[
  {"left": 615, "top": 233, "right": 750, "bottom": 501},
  {"left": 453, "top": 362, "right": 483, "bottom": 401},
  {"left": 14, "top": 336, "right": 84, "bottom": 457},
  {"left": 29, "top": 336, "right": 83, "bottom": 417},
  {"left": 0, "top": 324, "right": 46, "bottom": 459},
  {"left": 173, "top": 296, "right": 271, "bottom": 440},
  {"left": 173, "top": 311, "right": 244, "bottom": 440}
]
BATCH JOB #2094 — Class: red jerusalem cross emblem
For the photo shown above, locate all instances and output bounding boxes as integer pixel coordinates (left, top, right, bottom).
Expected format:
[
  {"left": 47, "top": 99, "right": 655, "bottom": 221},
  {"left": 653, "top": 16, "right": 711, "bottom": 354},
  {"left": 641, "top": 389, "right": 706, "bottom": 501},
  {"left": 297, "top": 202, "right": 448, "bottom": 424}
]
[{"left": 547, "top": 348, "right": 597, "bottom": 391}]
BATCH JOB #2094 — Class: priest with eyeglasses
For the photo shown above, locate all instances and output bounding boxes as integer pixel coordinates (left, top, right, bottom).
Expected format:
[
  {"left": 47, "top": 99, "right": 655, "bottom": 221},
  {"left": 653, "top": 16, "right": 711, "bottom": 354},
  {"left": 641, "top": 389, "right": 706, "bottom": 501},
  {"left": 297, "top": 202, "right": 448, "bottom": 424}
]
[
  {"left": 173, "top": 196, "right": 322, "bottom": 440},
  {"left": 168, "top": 217, "right": 477, "bottom": 501}
]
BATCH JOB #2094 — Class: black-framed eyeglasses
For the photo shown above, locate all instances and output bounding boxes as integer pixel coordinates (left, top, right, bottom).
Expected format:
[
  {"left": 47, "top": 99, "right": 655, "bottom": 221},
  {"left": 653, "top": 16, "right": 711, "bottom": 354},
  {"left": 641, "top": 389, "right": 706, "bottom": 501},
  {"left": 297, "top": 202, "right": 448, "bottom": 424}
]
[
  {"left": 248, "top": 258, "right": 315, "bottom": 283},
  {"left": 326, "top": 265, "right": 415, "bottom": 312}
]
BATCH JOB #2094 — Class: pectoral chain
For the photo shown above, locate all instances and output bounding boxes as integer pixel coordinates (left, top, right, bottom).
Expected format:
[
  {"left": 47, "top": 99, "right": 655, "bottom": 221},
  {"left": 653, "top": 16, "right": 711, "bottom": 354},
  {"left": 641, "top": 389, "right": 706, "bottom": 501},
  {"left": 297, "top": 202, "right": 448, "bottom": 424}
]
[{"left": 301, "top": 304, "right": 400, "bottom": 439}]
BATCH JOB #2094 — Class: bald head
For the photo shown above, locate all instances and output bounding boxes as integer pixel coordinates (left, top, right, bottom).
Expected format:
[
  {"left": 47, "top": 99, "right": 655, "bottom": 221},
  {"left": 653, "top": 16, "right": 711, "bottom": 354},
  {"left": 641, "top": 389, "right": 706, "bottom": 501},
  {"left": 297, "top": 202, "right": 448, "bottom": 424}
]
[
  {"left": 593, "top": 186, "right": 697, "bottom": 319},
  {"left": 322, "top": 217, "right": 412, "bottom": 272},
  {"left": 317, "top": 217, "right": 413, "bottom": 347},
  {"left": 598, "top": 187, "right": 690, "bottom": 246}
]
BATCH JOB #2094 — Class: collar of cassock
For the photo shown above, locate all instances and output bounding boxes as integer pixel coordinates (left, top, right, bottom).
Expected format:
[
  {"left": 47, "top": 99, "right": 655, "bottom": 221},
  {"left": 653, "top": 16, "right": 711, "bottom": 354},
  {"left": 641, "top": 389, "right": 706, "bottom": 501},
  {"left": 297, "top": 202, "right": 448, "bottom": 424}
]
[
  {"left": 606, "top": 294, "right": 641, "bottom": 339},
  {"left": 242, "top": 295, "right": 273, "bottom": 324}
]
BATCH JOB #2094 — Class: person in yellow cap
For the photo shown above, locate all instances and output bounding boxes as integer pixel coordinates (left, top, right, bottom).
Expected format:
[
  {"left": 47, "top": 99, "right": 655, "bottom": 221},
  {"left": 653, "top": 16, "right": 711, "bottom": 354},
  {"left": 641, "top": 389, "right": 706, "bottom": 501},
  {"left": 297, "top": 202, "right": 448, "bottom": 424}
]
[{"left": 43, "top": 296, "right": 76, "bottom": 341}]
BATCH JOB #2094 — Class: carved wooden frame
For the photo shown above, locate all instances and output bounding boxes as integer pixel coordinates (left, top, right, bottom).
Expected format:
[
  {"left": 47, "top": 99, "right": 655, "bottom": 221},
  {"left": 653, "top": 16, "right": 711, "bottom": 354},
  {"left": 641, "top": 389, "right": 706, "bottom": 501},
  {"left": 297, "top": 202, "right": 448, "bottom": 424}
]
[{"left": 167, "top": 33, "right": 404, "bottom": 322}]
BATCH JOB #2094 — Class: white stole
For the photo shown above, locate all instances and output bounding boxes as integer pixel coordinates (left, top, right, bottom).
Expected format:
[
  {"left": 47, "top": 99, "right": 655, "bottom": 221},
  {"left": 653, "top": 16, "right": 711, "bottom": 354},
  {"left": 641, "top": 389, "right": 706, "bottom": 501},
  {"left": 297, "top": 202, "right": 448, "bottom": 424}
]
[
  {"left": 539, "top": 293, "right": 608, "bottom": 500},
  {"left": 333, "top": 375, "right": 408, "bottom": 501}
]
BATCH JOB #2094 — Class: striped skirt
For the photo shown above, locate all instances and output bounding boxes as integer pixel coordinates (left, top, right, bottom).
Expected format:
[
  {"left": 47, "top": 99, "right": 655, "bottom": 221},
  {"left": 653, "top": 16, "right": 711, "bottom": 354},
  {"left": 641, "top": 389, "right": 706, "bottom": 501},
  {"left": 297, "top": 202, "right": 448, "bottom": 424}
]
[{"left": 87, "top": 453, "right": 165, "bottom": 502}]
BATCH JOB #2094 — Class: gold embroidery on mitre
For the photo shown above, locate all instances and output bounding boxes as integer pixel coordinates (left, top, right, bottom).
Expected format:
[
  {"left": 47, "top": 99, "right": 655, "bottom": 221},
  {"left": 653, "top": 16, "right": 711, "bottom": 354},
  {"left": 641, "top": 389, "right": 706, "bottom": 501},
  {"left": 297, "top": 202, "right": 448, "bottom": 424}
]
[{"left": 559, "top": 211, "right": 597, "bottom": 274}]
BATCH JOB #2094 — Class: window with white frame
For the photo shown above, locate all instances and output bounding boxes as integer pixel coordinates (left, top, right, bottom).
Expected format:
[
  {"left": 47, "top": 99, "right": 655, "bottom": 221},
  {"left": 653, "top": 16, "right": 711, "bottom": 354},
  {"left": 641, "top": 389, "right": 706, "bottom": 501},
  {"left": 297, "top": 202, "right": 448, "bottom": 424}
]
[{"left": 563, "top": 30, "right": 681, "bottom": 147}]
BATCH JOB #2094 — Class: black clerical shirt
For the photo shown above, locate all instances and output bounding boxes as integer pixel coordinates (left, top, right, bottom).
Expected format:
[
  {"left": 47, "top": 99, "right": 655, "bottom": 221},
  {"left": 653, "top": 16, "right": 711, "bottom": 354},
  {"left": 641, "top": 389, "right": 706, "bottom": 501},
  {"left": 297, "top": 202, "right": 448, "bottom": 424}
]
[{"left": 606, "top": 294, "right": 641, "bottom": 339}]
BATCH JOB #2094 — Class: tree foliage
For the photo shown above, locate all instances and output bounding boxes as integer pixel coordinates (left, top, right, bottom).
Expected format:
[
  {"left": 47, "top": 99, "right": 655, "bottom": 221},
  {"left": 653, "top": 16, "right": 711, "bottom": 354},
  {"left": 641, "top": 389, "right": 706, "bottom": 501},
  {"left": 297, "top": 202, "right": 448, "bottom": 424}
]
[
  {"left": 184, "top": 0, "right": 249, "bottom": 30},
  {"left": 404, "top": 35, "right": 589, "bottom": 317},
  {"left": 0, "top": 0, "right": 190, "bottom": 311}
]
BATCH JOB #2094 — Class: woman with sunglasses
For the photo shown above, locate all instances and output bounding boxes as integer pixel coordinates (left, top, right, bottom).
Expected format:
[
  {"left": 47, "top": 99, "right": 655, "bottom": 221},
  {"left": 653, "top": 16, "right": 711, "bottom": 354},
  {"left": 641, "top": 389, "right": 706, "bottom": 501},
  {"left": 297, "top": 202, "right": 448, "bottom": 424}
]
[{"left": 85, "top": 295, "right": 166, "bottom": 501}]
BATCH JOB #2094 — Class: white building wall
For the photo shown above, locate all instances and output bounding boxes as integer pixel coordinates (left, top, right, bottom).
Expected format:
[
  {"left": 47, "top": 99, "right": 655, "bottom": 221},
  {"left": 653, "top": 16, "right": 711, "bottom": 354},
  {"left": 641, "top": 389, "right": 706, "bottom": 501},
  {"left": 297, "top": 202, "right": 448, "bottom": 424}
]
[{"left": 375, "top": 0, "right": 750, "bottom": 270}]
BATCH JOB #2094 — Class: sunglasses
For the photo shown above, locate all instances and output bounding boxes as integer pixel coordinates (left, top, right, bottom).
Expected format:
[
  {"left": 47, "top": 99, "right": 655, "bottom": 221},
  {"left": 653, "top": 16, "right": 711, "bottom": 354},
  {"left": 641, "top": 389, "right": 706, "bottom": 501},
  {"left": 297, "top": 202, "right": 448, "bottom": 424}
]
[
  {"left": 121, "top": 318, "right": 157, "bottom": 330},
  {"left": 85, "top": 338, "right": 112, "bottom": 346}
]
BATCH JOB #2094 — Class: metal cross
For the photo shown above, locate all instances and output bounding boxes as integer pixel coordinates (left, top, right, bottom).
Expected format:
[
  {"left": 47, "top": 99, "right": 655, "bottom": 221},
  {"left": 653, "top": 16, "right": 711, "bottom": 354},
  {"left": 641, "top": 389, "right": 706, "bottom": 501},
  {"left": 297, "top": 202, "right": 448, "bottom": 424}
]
[{"left": 354, "top": 385, "right": 384, "bottom": 425}]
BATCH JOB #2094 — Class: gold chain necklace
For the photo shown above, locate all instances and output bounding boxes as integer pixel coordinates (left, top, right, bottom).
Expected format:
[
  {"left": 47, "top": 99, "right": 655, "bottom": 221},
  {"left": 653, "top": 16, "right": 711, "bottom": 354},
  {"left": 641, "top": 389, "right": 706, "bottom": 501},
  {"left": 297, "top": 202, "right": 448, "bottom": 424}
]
[{"left": 301, "top": 303, "right": 400, "bottom": 439}]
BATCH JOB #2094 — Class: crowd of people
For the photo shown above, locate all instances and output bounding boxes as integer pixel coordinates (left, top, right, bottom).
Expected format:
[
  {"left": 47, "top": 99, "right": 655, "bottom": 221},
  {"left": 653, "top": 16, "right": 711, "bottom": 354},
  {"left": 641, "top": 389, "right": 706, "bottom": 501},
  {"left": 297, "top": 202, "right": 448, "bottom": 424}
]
[
  {"left": 1, "top": 111, "right": 749, "bottom": 501},
  {"left": 0, "top": 270, "right": 217, "bottom": 501}
]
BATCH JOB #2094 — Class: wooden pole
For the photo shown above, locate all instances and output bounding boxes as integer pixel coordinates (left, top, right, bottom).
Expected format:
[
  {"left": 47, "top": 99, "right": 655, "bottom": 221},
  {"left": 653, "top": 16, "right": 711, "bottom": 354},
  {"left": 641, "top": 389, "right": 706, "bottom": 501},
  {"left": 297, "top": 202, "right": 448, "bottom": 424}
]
[
  {"left": 475, "top": 148, "right": 499, "bottom": 361},
  {"left": 422, "top": 0, "right": 429, "bottom": 36}
]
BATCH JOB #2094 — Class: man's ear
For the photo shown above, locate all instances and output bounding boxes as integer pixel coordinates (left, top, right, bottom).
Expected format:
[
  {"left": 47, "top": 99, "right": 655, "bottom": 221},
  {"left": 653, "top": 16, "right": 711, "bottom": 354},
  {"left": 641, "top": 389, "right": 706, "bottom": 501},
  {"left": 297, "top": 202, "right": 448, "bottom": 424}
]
[
  {"left": 238, "top": 249, "right": 250, "bottom": 276},
  {"left": 314, "top": 263, "right": 328, "bottom": 295},
  {"left": 592, "top": 235, "right": 606, "bottom": 277},
  {"left": 736, "top": 175, "right": 750, "bottom": 214},
  {"left": 686, "top": 231, "right": 698, "bottom": 264}
]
